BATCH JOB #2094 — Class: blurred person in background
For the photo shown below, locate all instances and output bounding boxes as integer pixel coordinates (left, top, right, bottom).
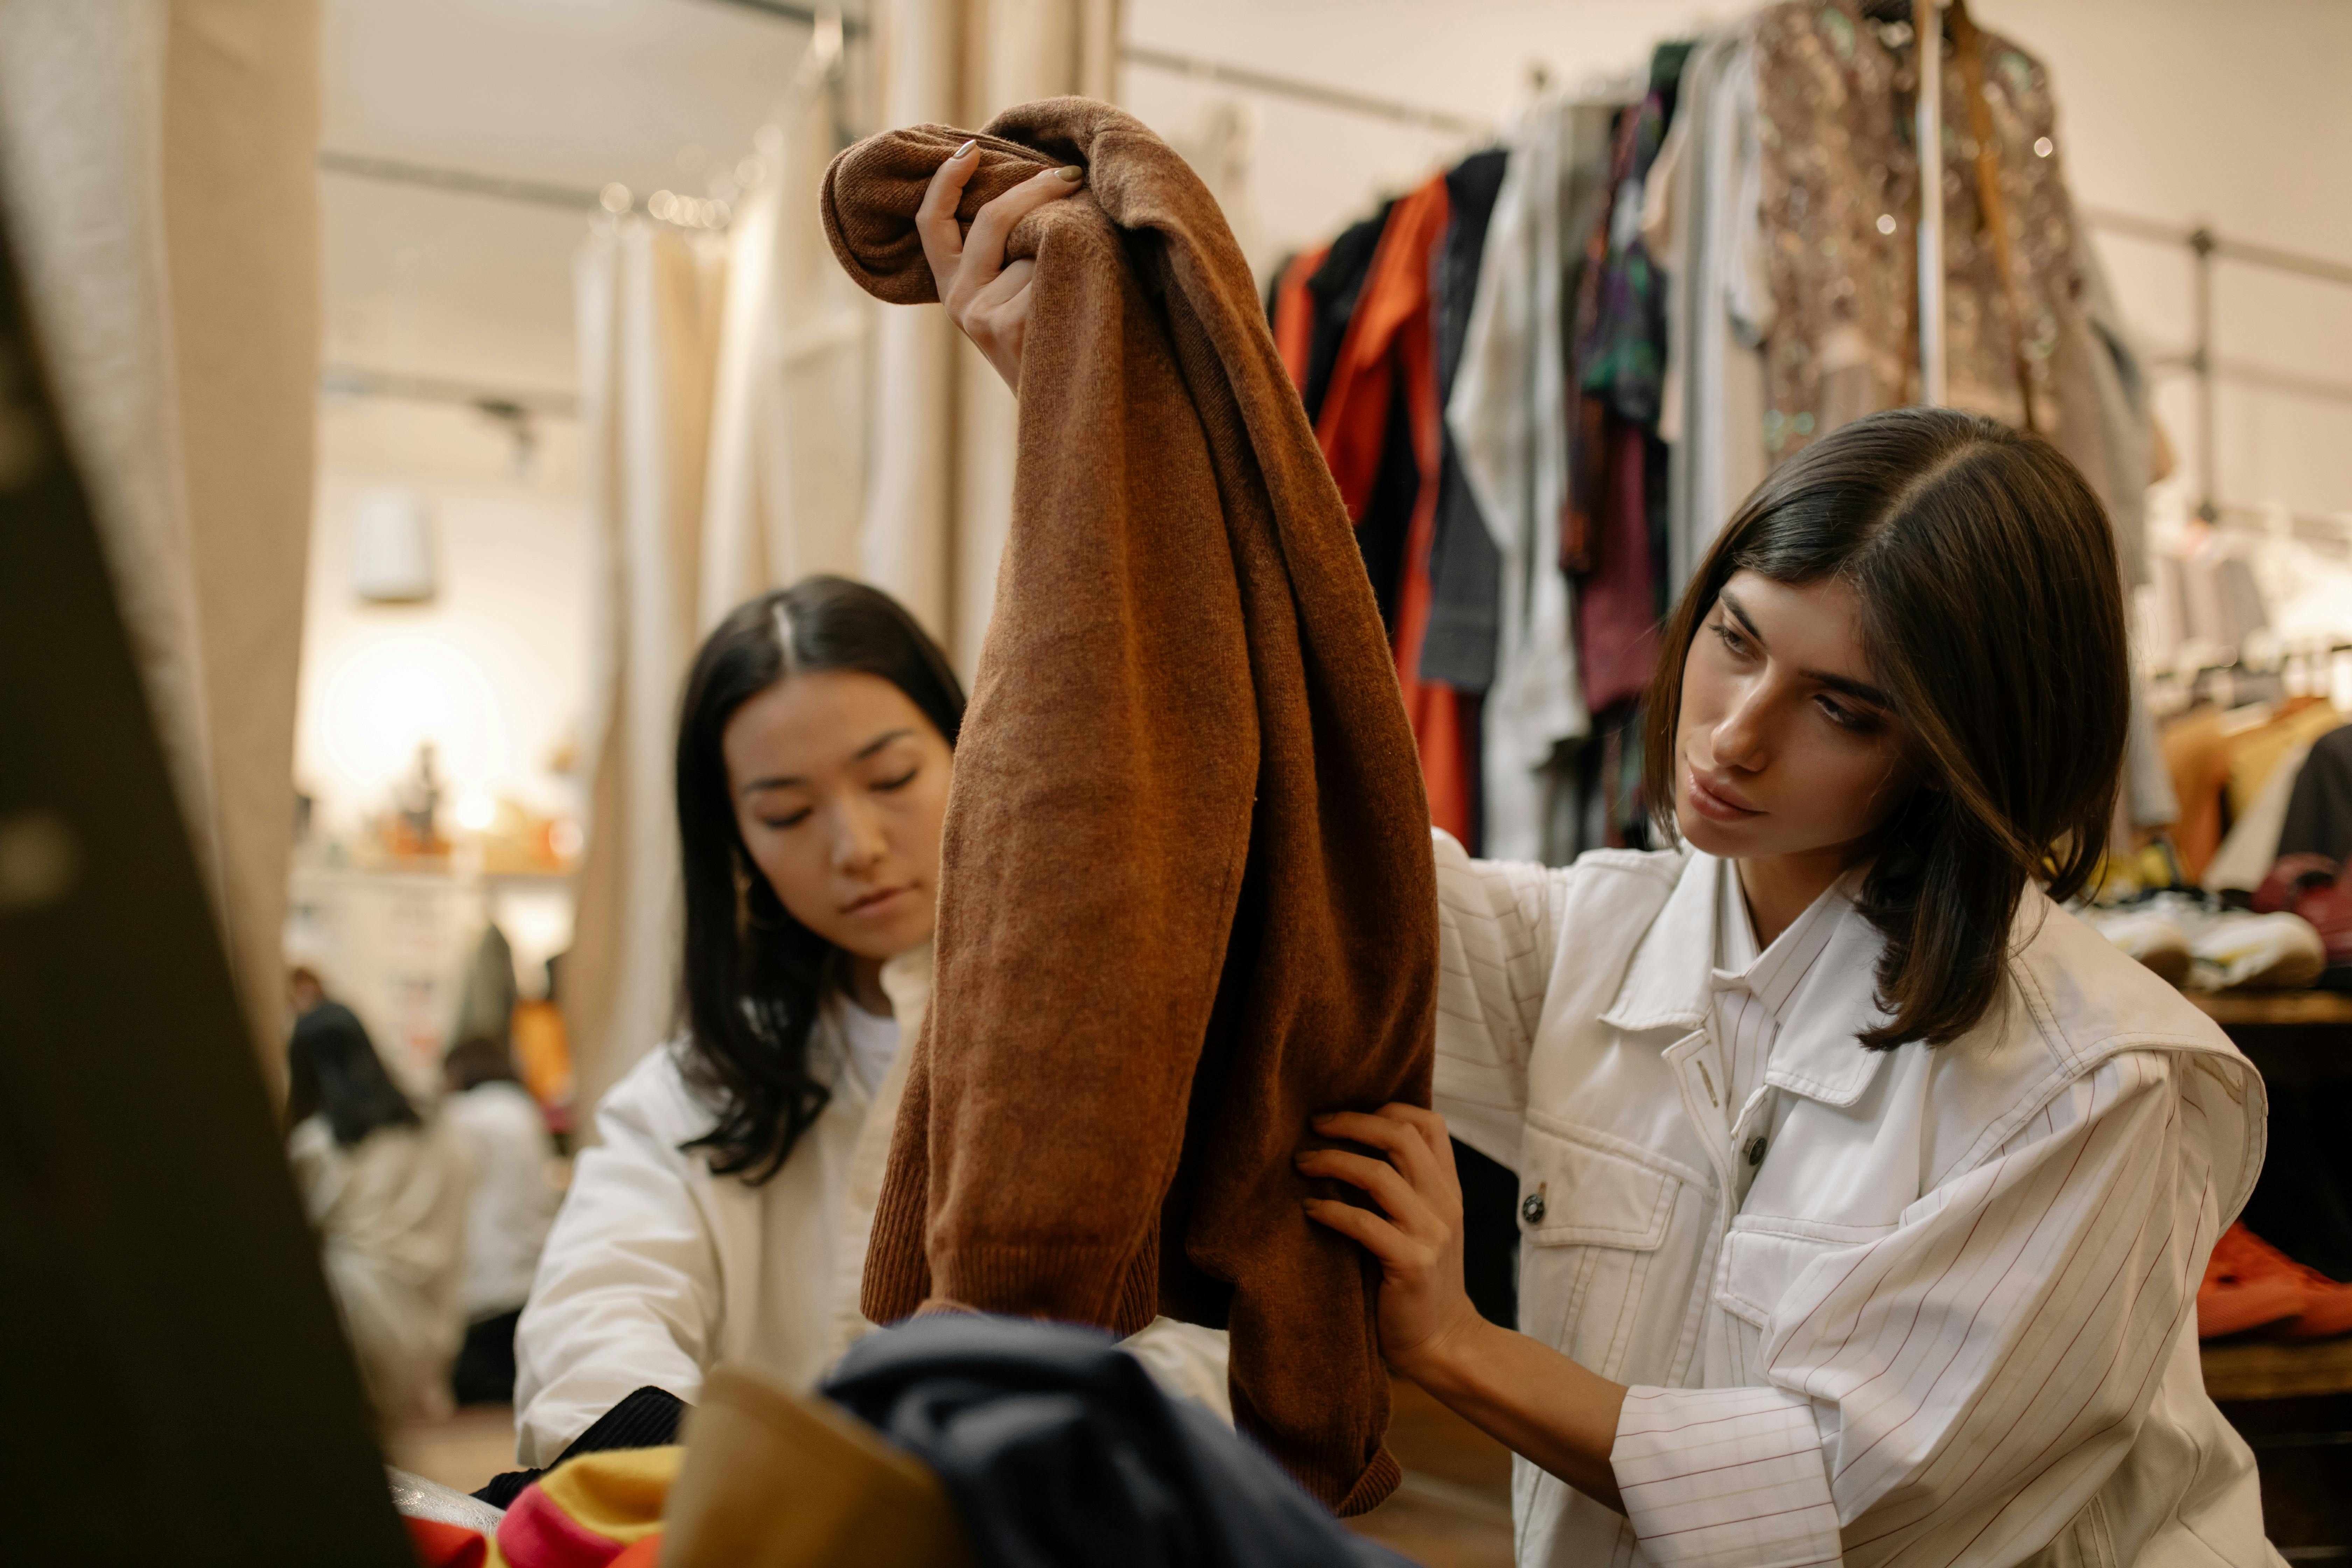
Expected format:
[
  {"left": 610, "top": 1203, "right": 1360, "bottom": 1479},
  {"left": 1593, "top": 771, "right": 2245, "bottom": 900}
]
[
  {"left": 510, "top": 576, "right": 1228, "bottom": 1473},
  {"left": 286, "top": 1003, "right": 469, "bottom": 1424},
  {"left": 441, "top": 1034, "right": 561, "bottom": 1407}
]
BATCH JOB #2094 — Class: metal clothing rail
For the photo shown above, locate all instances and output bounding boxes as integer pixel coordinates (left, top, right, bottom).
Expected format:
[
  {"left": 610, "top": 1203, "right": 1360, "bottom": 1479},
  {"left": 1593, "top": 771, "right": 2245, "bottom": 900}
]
[
  {"left": 1118, "top": 45, "right": 1493, "bottom": 138},
  {"left": 316, "top": 149, "right": 605, "bottom": 213},
  {"left": 319, "top": 364, "right": 580, "bottom": 420},
  {"left": 2081, "top": 206, "right": 2352, "bottom": 526}
]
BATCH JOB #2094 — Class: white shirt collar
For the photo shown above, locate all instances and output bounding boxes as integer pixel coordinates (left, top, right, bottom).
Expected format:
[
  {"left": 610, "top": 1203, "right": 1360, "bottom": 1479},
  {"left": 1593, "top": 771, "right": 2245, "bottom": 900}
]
[{"left": 1604, "top": 852, "right": 1892, "bottom": 1107}]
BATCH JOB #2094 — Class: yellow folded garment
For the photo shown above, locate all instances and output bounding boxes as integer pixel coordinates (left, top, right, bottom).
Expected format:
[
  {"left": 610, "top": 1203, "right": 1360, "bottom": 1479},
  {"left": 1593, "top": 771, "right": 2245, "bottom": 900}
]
[{"left": 662, "top": 1365, "right": 973, "bottom": 1568}]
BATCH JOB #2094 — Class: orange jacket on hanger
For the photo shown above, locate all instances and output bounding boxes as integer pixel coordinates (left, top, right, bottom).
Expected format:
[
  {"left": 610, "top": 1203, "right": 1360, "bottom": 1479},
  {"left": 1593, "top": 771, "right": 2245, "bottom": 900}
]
[{"left": 1311, "top": 175, "right": 1468, "bottom": 842}]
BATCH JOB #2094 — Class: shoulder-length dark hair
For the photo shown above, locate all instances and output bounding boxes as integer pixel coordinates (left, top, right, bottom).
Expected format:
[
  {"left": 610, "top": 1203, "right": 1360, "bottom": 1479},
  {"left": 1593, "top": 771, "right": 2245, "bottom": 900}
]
[
  {"left": 286, "top": 1002, "right": 422, "bottom": 1148},
  {"left": 1642, "top": 407, "right": 2128, "bottom": 1050},
  {"left": 673, "top": 575, "right": 965, "bottom": 1182}
]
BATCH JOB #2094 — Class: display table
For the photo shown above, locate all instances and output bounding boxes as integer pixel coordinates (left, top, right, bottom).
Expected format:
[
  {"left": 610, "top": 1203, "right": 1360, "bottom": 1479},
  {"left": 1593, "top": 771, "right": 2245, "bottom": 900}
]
[{"left": 2187, "top": 990, "right": 2352, "bottom": 1404}]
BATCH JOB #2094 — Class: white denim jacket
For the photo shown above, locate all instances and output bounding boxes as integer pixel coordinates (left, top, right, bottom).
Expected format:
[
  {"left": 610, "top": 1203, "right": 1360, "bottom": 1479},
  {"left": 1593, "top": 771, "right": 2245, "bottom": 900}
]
[{"left": 1434, "top": 833, "right": 2280, "bottom": 1568}]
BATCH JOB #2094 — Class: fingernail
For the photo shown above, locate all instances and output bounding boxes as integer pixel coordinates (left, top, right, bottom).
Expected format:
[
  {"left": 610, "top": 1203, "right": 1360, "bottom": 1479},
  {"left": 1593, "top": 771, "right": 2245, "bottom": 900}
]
[
  {"left": 1057, "top": 165, "right": 1084, "bottom": 182},
  {"left": 952, "top": 139, "right": 976, "bottom": 159},
  {"left": 1311, "top": 1112, "right": 1336, "bottom": 1125}
]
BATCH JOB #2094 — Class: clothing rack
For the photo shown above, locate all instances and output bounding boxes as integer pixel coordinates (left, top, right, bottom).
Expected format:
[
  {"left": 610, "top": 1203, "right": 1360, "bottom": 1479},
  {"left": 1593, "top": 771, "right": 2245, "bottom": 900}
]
[{"left": 2081, "top": 205, "right": 2352, "bottom": 528}]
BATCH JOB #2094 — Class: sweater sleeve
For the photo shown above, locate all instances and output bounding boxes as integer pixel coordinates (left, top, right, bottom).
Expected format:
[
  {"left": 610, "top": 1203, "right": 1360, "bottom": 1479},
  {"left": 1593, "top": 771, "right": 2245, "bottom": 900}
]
[
  {"left": 1430, "top": 828, "right": 1559, "bottom": 1172},
  {"left": 511, "top": 1055, "right": 721, "bottom": 1467},
  {"left": 1611, "top": 1051, "right": 2217, "bottom": 1568}
]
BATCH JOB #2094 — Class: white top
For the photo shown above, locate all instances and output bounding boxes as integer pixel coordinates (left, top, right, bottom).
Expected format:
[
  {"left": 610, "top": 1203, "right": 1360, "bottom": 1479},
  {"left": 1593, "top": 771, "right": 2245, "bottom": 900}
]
[
  {"left": 1432, "top": 833, "right": 2279, "bottom": 1568},
  {"left": 288, "top": 1115, "right": 470, "bottom": 1423},
  {"left": 833, "top": 993, "right": 899, "bottom": 1100},
  {"left": 513, "top": 943, "right": 1231, "bottom": 1466},
  {"left": 441, "top": 1080, "right": 561, "bottom": 1319}
]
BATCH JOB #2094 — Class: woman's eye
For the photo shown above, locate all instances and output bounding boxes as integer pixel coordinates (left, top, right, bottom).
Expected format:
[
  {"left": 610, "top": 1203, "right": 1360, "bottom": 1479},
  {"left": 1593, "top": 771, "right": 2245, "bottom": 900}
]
[
  {"left": 1711, "top": 622, "right": 1750, "bottom": 657},
  {"left": 761, "top": 808, "right": 813, "bottom": 830},
  {"left": 1816, "top": 696, "right": 1879, "bottom": 734},
  {"left": 872, "top": 768, "right": 918, "bottom": 793}
]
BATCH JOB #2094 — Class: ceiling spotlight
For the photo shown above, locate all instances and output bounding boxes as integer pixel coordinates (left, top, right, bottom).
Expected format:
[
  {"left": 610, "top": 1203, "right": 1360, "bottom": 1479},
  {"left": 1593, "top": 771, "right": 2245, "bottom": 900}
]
[{"left": 598, "top": 182, "right": 631, "bottom": 213}]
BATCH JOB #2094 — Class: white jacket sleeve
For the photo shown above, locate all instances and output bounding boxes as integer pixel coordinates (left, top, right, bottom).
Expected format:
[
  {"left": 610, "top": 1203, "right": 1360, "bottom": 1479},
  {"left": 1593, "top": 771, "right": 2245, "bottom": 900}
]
[
  {"left": 511, "top": 1055, "right": 721, "bottom": 1466},
  {"left": 1613, "top": 1051, "right": 2222, "bottom": 1568},
  {"left": 1431, "top": 829, "right": 1558, "bottom": 1172}
]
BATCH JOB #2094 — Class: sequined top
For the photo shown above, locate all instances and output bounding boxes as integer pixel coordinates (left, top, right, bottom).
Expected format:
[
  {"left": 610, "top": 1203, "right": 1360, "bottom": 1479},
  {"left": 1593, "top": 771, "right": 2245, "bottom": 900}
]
[{"left": 1752, "top": 0, "right": 2087, "bottom": 464}]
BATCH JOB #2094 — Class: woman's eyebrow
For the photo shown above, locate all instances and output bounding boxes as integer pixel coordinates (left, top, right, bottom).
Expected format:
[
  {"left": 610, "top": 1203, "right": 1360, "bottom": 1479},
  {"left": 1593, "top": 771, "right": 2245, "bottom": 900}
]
[
  {"left": 1808, "top": 669, "right": 1895, "bottom": 709},
  {"left": 738, "top": 728, "right": 917, "bottom": 797},
  {"left": 1722, "top": 588, "right": 1892, "bottom": 708}
]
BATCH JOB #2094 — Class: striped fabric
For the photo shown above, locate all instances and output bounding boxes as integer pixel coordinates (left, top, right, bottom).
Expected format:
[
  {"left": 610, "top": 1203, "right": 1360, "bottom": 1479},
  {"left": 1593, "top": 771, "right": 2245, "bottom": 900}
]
[
  {"left": 1427, "top": 832, "right": 2278, "bottom": 1568},
  {"left": 1614, "top": 1051, "right": 2215, "bottom": 1567},
  {"left": 1706, "top": 867, "right": 1846, "bottom": 1135}
]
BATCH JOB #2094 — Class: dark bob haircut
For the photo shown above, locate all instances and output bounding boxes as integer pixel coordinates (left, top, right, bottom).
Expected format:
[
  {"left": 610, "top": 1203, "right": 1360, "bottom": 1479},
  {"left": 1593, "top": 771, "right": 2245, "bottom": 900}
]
[
  {"left": 286, "top": 1002, "right": 422, "bottom": 1148},
  {"left": 1642, "top": 407, "right": 2128, "bottom": 1050},
  {"left": 673, "top": 575, "right": 965, "bottom": 1181}
]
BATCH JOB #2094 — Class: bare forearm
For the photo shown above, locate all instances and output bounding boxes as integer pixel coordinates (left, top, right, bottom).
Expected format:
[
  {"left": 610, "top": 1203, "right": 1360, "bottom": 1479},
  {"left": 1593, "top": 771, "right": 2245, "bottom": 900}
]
[{"left": 1404, "top": 1317, "right": 1628, "bottom": 1513}]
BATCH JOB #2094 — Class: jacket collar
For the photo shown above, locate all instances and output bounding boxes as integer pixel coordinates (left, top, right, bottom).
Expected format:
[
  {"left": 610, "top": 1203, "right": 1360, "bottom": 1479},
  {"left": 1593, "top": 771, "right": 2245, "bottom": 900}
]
[
  {"left": 1600, "top": 852, "right": 1891, "bottom": 1108},
  {"left": 1758, "top": 899, "right": 1892, "bottom": 1108},
  {"left": 1597, "top": 849, "right": 1718, "bottom": 1035}
]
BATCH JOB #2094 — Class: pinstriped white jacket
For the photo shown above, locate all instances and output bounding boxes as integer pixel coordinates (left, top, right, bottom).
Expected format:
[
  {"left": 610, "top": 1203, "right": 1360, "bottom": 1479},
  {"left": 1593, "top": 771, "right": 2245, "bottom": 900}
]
[{"left": 1433, "top": 833, "right": 2281, "bottom": 1568}]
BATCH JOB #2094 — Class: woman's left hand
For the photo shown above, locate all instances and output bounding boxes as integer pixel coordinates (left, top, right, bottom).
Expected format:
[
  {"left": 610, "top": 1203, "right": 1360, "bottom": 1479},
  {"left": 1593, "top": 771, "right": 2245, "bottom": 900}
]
[{"left": 1298, "top": 1104, "right": 1485, "bottom": 1384}]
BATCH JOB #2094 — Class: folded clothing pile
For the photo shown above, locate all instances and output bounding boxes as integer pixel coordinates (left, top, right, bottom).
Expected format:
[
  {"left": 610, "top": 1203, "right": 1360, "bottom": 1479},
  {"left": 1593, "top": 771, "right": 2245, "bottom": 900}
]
[
  {"left": 2197, "top": 1223, "right": 2352, "bottom": 1340},
  {"left": 2078, "top": 888, "right": 2325, "bottom": 991},
  {"left": 394, "top": 1318, "right": 1410, "bottom": 1568}
]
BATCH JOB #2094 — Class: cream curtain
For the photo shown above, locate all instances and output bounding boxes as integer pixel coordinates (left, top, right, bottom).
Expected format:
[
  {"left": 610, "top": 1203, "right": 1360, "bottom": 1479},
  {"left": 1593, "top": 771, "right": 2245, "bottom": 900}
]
[
  {"left": 566, "top": 2, "right": 1121, "bottom": 1125},
  {"left": 861, "top": 0, "right": 1121, "bottom": 672},
  {"left": 0, "top": 0, "right": 319, "bottom": 1083}
]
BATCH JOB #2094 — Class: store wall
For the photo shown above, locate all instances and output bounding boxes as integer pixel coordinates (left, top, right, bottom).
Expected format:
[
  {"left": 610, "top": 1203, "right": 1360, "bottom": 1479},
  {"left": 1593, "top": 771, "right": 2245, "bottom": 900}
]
[
  {"left": 295, "top": 399, "right": 588, "bottom": 844},
  {"left": 1121, "top": 0, "right": 2352, "bottom": 528}
]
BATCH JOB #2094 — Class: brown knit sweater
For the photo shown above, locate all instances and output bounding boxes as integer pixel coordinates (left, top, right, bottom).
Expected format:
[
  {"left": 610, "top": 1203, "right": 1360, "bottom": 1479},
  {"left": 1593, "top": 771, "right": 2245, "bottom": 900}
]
[{"left": 822, "top": 98, "right": 1437, "bottom": 1516}]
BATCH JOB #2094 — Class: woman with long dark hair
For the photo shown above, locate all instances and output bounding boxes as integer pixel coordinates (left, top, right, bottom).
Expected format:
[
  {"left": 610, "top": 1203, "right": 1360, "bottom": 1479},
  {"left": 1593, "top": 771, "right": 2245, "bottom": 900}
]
[
  {"left": 512, "top": 576, "right": 1227, "bottom": 1468},
  {"left": 286, "top": 1001, "right": 469, "bottom": 1423}
]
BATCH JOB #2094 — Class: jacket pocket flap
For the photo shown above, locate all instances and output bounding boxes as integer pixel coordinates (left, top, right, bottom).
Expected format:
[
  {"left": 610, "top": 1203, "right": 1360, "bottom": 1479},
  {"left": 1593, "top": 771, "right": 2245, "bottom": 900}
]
[
  {"left": 1716, "top": 1218, "right": 1890, "bottom": 1330},
  {"left": 1517, "top": 1118, "right": 1682, "bottom": 1251}
]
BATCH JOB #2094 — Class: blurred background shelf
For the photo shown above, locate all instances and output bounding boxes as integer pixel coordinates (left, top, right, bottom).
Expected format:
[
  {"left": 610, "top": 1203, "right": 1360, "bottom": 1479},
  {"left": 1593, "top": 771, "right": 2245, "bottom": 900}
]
[{"left": 2206, "top": 1337, "right": 2352, "bottom": 1402}]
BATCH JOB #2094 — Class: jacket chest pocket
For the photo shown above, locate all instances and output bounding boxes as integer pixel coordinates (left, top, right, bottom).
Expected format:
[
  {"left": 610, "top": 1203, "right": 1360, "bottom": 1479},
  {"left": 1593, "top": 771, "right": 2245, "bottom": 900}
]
[
  {"left": 1714, "top": 1218, "right": 1893, "bottom": 1351},
  {"left": 1516, "top": 1115, "right": 1703, "bottom": 1383}
]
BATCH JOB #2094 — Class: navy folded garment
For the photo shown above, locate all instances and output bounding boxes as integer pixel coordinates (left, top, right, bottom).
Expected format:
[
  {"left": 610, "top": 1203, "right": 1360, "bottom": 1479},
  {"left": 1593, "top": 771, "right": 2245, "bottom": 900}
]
[{"left": 823, "top": 1316, "right": 1417, "bottom": 1568}]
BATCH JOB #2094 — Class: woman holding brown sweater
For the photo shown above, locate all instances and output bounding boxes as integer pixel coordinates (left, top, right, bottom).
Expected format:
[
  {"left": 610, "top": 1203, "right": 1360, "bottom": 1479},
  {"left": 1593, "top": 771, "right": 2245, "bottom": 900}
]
[{"left": 932, "top": 144, "right": 2280, "bottom": 1568}]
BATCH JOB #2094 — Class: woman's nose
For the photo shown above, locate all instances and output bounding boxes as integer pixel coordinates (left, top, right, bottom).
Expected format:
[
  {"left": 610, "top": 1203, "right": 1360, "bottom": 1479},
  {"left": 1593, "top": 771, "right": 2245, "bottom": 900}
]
[
  {"left": 831, "top": 800, "right": 888, "bottom": 870},
  {"left": 1712, "top": 689, "right": 1770, "bottom": 770}
]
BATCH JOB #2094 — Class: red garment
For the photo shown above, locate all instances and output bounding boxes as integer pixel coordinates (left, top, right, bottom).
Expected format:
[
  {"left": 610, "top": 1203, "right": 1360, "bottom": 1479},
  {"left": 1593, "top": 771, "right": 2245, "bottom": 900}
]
[
  {"left": 1312, "top": 175, "right": 1469, "bottom": 841},
  {"left": 405, "top": 1518, "right": 489, "bottom": 1568},
  {"left": 1575, "top": 417, "right": 1661, "bottom": 713},
  {"left": 1272, "top": 246, "right": 1326, "bottom": 391}
]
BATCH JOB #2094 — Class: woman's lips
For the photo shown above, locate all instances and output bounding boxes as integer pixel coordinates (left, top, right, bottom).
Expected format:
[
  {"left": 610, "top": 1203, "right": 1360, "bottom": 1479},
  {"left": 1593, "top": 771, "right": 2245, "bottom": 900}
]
[
  {"left": 1685, "top": 767, "right": 1763, "bottom": 824},
  {"left": 842, "top": 885, "right": 914, "bottom": 917}
]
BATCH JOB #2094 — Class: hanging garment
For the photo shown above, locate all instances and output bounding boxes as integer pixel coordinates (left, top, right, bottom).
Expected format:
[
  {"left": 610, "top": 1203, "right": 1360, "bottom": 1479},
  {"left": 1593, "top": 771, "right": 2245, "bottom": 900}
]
[
  {"left": 1749, "top": 2, "right": 2116, "bottom": 511},
  {"left": 1448, "top": 93, "right": 1612, "bottom": 862},
  {"left": 1645, "top": 29, "right": 1773, "bottom": 607},
  {"left": 1314, "top": 174, "right": 1471, "bottom": 842},
  {"left": 1268, "top": 245, "right": 1324, "bottom": 386},
  {"left": 2204, "top": 734, "right": 2317, "bottom": 894},
  {"left": 824, "top": 100, "right": 1437, "bottom": 1516},
  {"left": 1299, "top": 203, "right": 1392, "bottom": 421},
  {"left": 2162, "top": 706, "right": 2232, "bottom": 881},
  {"left": 1419, "top": 148, "right": 1510, "bottom": 699},
  {"left": 2280, "top": 725, "right": 2352, "bottom": 868},
  {"left": 1574, "top": 418, "right": 1662, "bottom": 713}
]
